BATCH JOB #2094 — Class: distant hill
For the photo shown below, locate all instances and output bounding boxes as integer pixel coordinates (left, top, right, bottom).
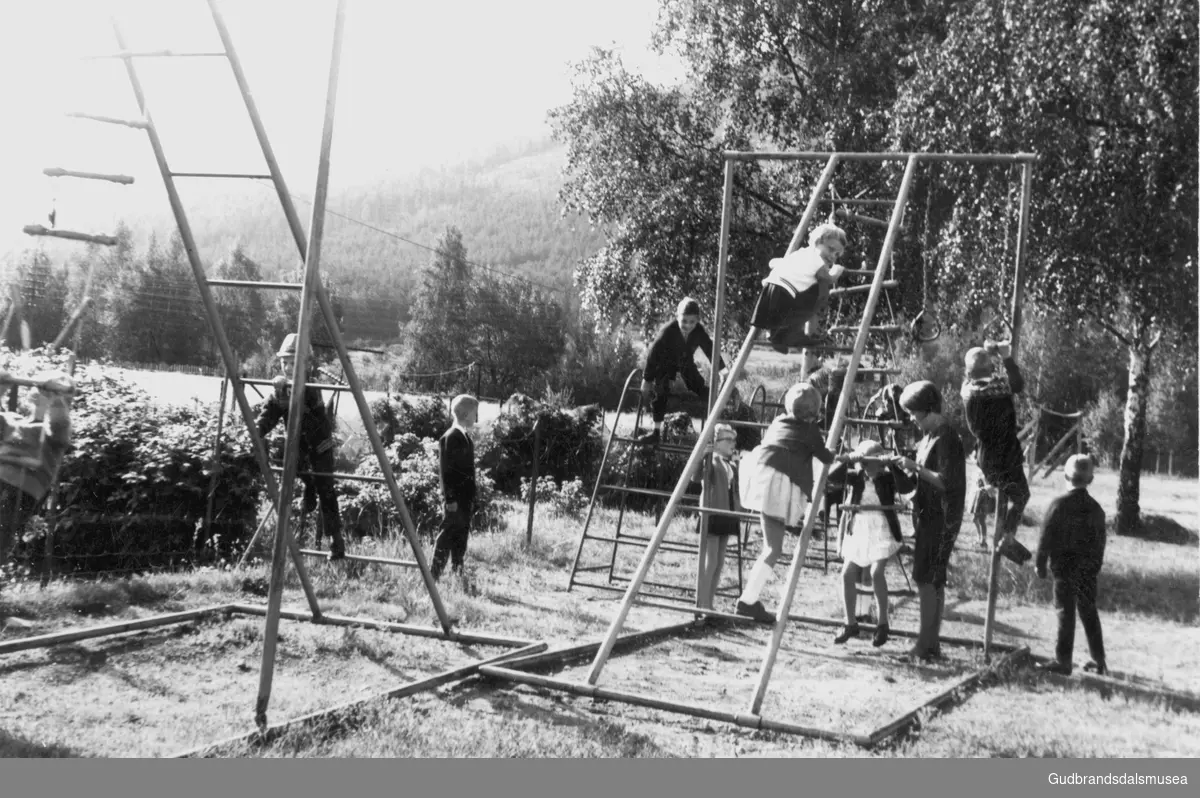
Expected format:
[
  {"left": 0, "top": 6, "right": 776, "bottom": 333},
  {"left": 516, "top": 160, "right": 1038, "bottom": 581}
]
[{"left": 8, "top": 140, "right": 605, "bottom": 344}]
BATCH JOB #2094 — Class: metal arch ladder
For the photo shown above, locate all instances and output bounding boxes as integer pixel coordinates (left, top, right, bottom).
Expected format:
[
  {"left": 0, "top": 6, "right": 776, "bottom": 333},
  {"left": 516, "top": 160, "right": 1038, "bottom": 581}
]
[
  {"left": 82, "top": 0, "right": 467, "bottom": 729},
  {"left": 581, "top": 152, "right": 924, "bottom": 716}
]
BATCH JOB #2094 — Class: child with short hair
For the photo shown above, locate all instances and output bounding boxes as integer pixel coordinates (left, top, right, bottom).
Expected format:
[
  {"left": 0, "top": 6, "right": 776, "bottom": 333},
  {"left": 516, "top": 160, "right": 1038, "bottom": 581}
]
[
  {"left": 432, "top": 394, "right": 479, "bottom": 582},
  {"left": 830, "top": 439, "right": 915, "bottom": 647},
  {"left": 750, "top": 223, "right": 849, "bottom": 353},
  {"left": 969, "top": 474, "right": 997, "bottom": 549},
  {"left": 0, "top": 370, "right": 74, "bottom": 572},
  {"left": 1035, "top": 454, "right": 1107, "bottom": 676},
  {"left": 735, "top": 382, "right": 848, "bottom": 622},
  {"left": 961, "top": 342, "right": 1029, "bottom": 553},
  {"left": 637, "top": 297, "right": 727, "bottom": 445},
  {"left": 690, "top": 423, "right": 741, "bottom": 611}
]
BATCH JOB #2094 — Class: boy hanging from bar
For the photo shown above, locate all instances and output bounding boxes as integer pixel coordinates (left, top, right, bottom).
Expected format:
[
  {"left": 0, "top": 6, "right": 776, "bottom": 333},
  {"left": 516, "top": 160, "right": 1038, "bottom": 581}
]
[
  {"left": 0, "top": 370, "right": 75, "bottom": 577},
  {"left": 960, "top": 340, "right": 1030, "bottom": 559},
  {"left": 636, "top": 297, "right": 728, "bottom": 446},
  {"left": 256, "top": 333, "right": 347, "bottom": 561},
  {"left": 750, "top": 223, "right": 848, "bottom": 354}
]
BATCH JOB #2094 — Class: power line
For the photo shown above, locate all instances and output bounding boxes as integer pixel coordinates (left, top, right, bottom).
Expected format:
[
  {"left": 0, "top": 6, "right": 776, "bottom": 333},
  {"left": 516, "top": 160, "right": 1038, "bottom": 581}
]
[{"left": 279, "top": 187, "right": 572, "bottom": 299}]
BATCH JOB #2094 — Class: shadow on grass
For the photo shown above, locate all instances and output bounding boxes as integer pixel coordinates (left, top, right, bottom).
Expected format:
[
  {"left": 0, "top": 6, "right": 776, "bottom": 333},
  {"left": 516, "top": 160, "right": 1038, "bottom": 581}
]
[
  {"left": 1097, "top": 566, "right": 1199, "bottom": 624},
  {"left": 0, "top": 727, "right": 83, "bottom": 758},
  {"left": 1114, "top": 514, "right": 1199, "bottom": 546}
]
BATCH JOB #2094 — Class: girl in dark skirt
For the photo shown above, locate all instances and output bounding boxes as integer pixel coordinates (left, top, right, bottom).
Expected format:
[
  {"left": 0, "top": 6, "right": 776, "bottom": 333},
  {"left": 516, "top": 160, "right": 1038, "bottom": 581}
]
[
  {"left": 750, "top": 223, "right": 848, "bottom": 353},
  {"left": 893, "top": 381, "right": 966, "bottom": 661},
  {"left": 690, "top": 423, "right": 742, "bottom": 610}
]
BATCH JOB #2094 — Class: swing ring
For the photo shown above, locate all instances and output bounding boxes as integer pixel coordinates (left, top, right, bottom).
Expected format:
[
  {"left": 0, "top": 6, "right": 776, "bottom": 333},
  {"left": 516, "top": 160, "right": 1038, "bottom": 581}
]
[{"left": 910, "top": 309, "right": 941, "bottom": 343}]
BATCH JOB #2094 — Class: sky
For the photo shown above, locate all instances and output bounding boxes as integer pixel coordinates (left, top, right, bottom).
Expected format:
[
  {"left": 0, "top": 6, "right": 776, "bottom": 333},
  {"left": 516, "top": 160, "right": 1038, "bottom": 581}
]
[{"left": 0, "top": 0, "right": 685, "bottom": 256}]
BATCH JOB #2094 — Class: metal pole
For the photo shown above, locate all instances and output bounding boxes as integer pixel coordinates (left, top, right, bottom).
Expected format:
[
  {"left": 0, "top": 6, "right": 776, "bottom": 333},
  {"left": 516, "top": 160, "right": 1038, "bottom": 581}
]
[
  {"left": 207, "top": 0, "right": 453, "bottom": 632},
  {"left": 748, "top": 154, "right": 921, "bottom": 715},
  {"left": 525, "top": 418, "right": 541, "bottom": 547},
  {"left": 255, "top": 0, "right": 346, "bottom": 730},
  {"left": 984, "top": 160, "right": 1034, "bottom": 661},
  {"left": 110, "top": 17, "right": 320, "bottom": 615},
  {"left": 585, "top": 155, "right": 841, "bottom": 686},
  {"left": 203, "top": 369, "right": 230, "bottom": 552},
  {"left": 697, "top": 159, "right": 736, "bottom": 608}
]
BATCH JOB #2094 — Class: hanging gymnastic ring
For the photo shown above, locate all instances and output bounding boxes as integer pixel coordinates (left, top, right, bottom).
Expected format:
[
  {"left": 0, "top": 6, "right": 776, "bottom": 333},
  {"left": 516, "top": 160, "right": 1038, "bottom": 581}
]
[{"left": 910, "top": 309, "right": 941, "bottom": 343}]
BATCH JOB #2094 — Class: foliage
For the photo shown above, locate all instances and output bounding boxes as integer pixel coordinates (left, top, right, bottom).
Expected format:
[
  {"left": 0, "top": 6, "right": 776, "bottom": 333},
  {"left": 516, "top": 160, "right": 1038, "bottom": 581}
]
[
  {"left": 368, "top": 394, "right": 449, "bottom": 446},
  {"left": 1, "top": 349, "right": 263, "bottom": 577},
  {"left": 520, "top": 475, "right": 589, "bottom": 517},
  {"left": 483, "top": 393, "right": 605, "bottom": 494},
  {"left": 337, "top": 433, "right": 497, "bottom": 539}
]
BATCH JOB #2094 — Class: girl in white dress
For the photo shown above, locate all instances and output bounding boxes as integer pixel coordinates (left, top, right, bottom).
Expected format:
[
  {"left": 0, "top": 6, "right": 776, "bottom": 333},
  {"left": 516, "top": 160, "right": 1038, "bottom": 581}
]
[{"left": 830, "top": 440, "right": 915, "bottom": 647}]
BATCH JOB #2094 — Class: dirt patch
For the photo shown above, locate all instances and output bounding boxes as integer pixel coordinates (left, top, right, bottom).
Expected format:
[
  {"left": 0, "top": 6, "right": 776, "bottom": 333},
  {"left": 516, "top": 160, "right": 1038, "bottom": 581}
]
[{"left": 0, "top": 612, "right": 506, "bottom": 757}]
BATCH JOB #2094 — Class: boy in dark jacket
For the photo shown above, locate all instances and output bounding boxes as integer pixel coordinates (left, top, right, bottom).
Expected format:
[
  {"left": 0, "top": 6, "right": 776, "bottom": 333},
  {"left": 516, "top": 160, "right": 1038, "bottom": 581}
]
[
  {"left": 636, "top": 297, "right": 727, "bottom": 445},
  {"left": 256, "top": 333, "right": 346, "bottom": 561},
  {"left": 1036, "top": 454, "right": 1107, "bottom": 676},
  {"left": 960, "top": 341, "right": 1029, "bottom": 552},
  {"left": 432, "top": 394, "right": 478, "bottom": 582}
]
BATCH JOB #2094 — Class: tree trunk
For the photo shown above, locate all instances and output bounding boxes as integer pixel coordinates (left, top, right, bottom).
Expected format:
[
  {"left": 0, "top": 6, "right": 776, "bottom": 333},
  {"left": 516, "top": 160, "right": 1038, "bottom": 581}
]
[{"left": 1116, "top": 337, "right": 1154, "bottom": 536}]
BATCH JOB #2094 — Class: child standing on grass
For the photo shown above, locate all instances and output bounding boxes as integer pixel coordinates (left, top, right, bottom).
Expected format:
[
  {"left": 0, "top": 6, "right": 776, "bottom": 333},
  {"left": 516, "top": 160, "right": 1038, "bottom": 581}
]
[
  {"left": 432, "top": 394, "right": 478, "bottom": 583},
  {"left": 749, "top": 223, "right": 848, "bottom": 353},
  {"left": 830, "top": 439, "right": 915, "bottom": 648},
  {"left": 969, "top": 474, "right": 997, "bottom": 549},
  {"left": 1035, "top": 454, "right": 1107, "bottom": 676},
  {"left": 735, "top": 382, "right": 848, "bottom": 622},
  {"left": 690, "top": 423, "right": 742, "bottom": 611},
  {"left": 637, "top": 298, "right": 727, "bottom": 446},
  {"left": 0, "top": 370, "right": 74, "bottom": 576},
  {"left": 893, "top": 380, "right": 966, "bottom": 662}
]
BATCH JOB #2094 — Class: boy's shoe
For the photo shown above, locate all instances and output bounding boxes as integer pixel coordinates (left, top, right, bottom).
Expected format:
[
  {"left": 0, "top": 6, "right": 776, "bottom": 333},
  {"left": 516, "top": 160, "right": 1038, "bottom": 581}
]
[
  {"left": 328, "top": 541, "right": 346, "bottom": 562},
  {"left": 634, "top": 430, "right": 660, "bottom": 446},
  {"left": 302, "top": 483, "right": 318, "bottom": 514},
  {"left": 833, "top": 624, "right": 860, "bottom": 644},
  {"left": 735, "top": 600, "right": 775, "bottom": 624},
  {"left": 998, "top": 535, "right": 1032, "bottom": 565},
  {"left": 1083, "top": 660, "right": 1107, "bottom": 676},
  {"left": 872, "top": 623, "right": 890, "bottom": 647},
  {"left": 1037, "top": 659, "right": 1072, "bottom": 675},
  {"left": 767, "top": 330, "right": 790, "bottom": 354}
]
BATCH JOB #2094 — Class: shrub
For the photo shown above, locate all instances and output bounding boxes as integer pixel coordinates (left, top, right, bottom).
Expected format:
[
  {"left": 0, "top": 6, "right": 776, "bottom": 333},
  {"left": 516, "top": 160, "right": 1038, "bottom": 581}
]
[
  {"left": 337, "top": 433, "right": 497, "bottom": 540},
  {"left": 520, "top": 475, "right": 589, "bottom": 517},
  {"left": 2, "top": 349, "right": 262, "bottom": 578},
  {"left": 368, "top": 394, "right": 448, "bottom": 445},
  {"left": 483, "top": 393, "right": 605, "bottom": 495}
]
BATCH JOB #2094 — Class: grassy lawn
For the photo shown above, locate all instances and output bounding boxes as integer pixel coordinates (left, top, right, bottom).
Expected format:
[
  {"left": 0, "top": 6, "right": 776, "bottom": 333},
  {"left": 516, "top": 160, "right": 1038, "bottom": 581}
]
[{"left": 0, "top": 465, "right": 1196, "bottom": 758}]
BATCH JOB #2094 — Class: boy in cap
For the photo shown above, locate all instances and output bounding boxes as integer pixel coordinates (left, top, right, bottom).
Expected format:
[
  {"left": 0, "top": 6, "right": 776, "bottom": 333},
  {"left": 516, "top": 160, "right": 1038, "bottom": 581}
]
[
  {"left": 1035, "top": 454, "right": 1107, "bottom": 676},
  {"left": 960, "top": 341, "right": 1029, "bottom": 554},
  {"left": 0, "top": 370, "right": 75, "bottom": 570},
  {"left": 256, "top": 333, "right": 346, "bottom": 561}
]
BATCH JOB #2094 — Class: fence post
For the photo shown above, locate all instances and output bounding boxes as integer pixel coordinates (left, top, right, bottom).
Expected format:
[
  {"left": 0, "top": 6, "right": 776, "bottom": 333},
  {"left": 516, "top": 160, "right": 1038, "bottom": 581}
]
[
  {"left": 1168, "top": 450, "right": 1174, "bottom": 477},
  {"left": 525, "top": 418, "right": 542, "bottom": 548},
  {"left": 1155, "top": 450, "right": 1161, "bottom": 474}
]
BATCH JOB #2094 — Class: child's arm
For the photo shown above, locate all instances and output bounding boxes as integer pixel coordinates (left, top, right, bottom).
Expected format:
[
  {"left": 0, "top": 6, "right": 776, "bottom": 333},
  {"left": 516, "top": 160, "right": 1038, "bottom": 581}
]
[
  {"left": 888, "top": 460, "right": 916, "bottom": 494},
  {"left": 642, "top": 322, "right": 674, "bottom": 382},
  {"left": 1035, "top": 496, "right": 1064, "bottom": 577},
  {"left": 693, "top": 324, "right": 727, "bottom": 373}
]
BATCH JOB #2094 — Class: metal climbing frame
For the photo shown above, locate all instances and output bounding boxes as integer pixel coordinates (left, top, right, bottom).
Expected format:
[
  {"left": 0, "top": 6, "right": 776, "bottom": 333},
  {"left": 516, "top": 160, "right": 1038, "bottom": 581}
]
[
  {"left": 55, "top": 0, "right": 531, "bottom": 731},
  {"left": 489, "top": 150, "right": 1035, "bottom": 741}
]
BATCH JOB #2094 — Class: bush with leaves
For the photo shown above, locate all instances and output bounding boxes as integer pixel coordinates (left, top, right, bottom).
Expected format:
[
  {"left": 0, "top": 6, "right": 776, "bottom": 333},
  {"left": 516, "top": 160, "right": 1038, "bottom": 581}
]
[
  {"left": 337, "top": 432, "right": 497, "bottom": 540},
  {"left": 483, "top": 393, "right": 605, "bottom": 494},
  {"left": 368, "top": 394, "right": 449, "bottom": 445},
  {"left": 1, "top": 348, "right": 262, "bottom": 577},
  {"left": 520, "top": 475, "right": 589, "bottom": 517}
]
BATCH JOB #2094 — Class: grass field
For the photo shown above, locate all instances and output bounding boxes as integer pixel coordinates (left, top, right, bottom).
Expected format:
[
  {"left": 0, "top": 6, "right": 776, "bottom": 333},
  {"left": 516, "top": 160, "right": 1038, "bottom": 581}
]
[{"left": 1, "top": 453, "right": 1196, "bottom": 757}]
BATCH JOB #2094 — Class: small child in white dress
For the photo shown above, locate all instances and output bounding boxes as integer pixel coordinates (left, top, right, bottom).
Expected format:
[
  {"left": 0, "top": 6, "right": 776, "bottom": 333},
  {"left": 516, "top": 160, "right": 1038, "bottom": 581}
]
[{"left": 831, "top": 440, "right": 915, "bottom": 647}]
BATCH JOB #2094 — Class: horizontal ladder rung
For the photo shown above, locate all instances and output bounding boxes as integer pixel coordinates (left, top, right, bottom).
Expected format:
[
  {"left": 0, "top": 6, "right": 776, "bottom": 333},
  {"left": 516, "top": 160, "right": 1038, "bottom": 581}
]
[
  {"left": 240, "top": 377, "right": 353, "bottom": 393},
  {"left": 835, "top": 504, "right": 909, "bottom": 512},
  {"left": 269, "top": 466, "right": 386, "bottom": 484},
  {"left": 844, "top": 417, "right": 908, "bottom": 428},
  {"left": 297, "top": 549, "right": 417, "bottom": 568},
  {"left": 597, "top": 486, "right": 758, "bottom": 520},
  {"left": 830, "top": 280, "right": 899, "bottom": 296},
  {"left": 66, "top": 111, "right": 147, "bottom": 129},
  {"left": 170, "top": 172, "right": 274, "bottom": 180},
  {"left": 82, "top": 50, "right": 227, "bottom": 59},
  {"left": 820, "top": 197, "right": 896, "bottom": 207},
  {"left": 839, "top": 268, "right": 878, "bottom": 276},
  {"left": 829, "top": 325, "right": 902, "bottom": 334},
  {"left": 835, "top": 208, "right": 892, "bottom": 229},
  {"left": 609, "top": 436, "right": 695, "bottom": 455},
  {"left": 207, "top": 279, "right": 303, "bottom": 290},
  {"left": 43, "top": 167, "right": 134, "bottom": 184},
  {"left": 832, "top": 367, "right": 902, "bottom": 376},
  {"left": 23, "top": 225, "right": 117, "bottom": 246}
]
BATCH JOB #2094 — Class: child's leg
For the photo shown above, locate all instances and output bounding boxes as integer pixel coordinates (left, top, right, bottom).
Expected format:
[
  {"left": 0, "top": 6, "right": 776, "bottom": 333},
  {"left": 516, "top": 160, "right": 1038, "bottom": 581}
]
[
  {"left": 841, "top": 560, "right": 860, "bottom": 625},
  {"left": 913, "top": 581, "right": 939, "bottom": 655},
  {"left": 996, "top": 473, "right": 1031, "bottom": 541},
  {"left": 1052, "top": 561, "right": 1078, "bottom": 667},
  {"left": 739, "top": 513, "right": 785, "bottom": 605},
  {"left": 871, "top": 560, "right": 890, "bottom": 626},
  {"left": 1075, "top": 559, "right": 1105, "bottom": 668},
  {"left": 700, "top": 533, "right": 729, "bottom": 609}
]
